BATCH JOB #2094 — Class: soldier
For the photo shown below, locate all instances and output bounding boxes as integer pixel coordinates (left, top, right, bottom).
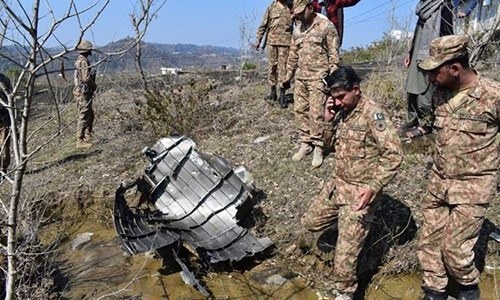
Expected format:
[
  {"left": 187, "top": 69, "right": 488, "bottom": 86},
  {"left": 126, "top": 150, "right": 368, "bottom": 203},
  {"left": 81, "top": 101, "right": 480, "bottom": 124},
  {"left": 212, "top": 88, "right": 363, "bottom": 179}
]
[
  {"left": 417, "top": 35, "right": 499, "bottom": 300},
  {"left": 0, "top": 73, "right": 12, "bottom": 178},
  {"left": 283, "top": 0, "right": 339, "bottom": 168},
  {"left": 311, "top": 0, "right": 361, "bottom": 49},
  {"left": 253, "top": 0, "right": 293, "bottom": 108},
  {"left": 400, "top": 0, "right": 454, "bottom": 139},
  {"left": 74, "top": 39, "right": 97, "bottom": 149},
  {"left": 301, "top": 66, "right": 402, "bottom": 299}
]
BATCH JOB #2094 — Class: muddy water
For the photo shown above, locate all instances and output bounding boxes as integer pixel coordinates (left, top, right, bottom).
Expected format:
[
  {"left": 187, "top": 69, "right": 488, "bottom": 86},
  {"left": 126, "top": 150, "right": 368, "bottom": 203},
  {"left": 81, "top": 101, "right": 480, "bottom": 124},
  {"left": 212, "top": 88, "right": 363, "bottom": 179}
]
[{"left": 58, "top": 221, "right": 499, "bottom": 300}]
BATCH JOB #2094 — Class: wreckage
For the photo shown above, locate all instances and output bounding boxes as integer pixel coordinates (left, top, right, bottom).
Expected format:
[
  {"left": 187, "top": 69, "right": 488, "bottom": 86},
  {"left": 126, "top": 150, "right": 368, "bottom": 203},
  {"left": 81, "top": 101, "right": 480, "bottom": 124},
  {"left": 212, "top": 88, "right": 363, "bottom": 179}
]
[{"left": 113, "top": 136, "right": 272, "bottom": 265}]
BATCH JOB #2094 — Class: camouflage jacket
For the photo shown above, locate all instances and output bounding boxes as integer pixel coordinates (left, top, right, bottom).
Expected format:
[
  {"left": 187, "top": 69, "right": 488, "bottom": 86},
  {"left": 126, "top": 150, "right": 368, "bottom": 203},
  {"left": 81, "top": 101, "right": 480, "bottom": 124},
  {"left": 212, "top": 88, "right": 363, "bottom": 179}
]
[
  {"left": 255, "top": 1, "right": 292, "bottom": 47},
  {"left": 0, "top": 73, "right": 12, "bottom": 125},
  {"left": 333, "top": 95, "right": 402, "bottom": 195},
  {"left": 285, "top": 13, "right": 339, "bottom": 81},
  {"left": 430, "top": 74, "right": 500, "bottom": 203},
  {"left": 73, "top": 54, "right": 96, "bottom": 95}
]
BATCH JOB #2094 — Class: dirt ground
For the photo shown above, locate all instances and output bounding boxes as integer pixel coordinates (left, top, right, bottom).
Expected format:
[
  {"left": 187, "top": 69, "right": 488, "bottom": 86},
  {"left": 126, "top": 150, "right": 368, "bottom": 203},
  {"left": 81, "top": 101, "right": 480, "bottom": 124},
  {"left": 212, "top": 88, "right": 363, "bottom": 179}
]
[{"left": 17, "top": 68, "right": 500, "bottom": 298}]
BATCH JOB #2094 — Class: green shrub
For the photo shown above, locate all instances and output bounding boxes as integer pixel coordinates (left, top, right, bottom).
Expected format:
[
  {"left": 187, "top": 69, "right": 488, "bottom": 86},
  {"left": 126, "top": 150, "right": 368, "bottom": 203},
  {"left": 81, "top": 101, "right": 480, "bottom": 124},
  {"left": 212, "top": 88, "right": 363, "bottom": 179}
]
[{"left": 242, "top": 61, "right": 257, "bottom": 70}]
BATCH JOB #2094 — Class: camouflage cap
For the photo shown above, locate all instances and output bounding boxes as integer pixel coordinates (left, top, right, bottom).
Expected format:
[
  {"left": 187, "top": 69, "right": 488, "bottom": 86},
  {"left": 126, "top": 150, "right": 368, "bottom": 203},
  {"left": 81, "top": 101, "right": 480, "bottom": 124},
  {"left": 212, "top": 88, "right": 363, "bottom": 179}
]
[
  {"left": 293, "top": 0, "right": 312, "bottom": 15},
  {"left": 419, "top": 35, "right": 469, "bottom": 71},
  {"left": 77, "top": 40, "right": 94, "bottom": 54}
]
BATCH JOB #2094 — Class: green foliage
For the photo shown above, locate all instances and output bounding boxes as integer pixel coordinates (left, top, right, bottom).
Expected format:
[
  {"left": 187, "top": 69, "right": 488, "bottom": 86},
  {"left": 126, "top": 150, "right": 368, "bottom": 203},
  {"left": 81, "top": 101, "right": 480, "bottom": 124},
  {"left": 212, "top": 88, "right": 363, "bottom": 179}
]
[
  {"left": 242, "top": 61, "right": 257, "bottom": 70},
  {"left": 140, "top": 78, "right": 218, "bottom": 139},
  {"left": 342, "top": 34, "right": 408, "bottom": 64}
]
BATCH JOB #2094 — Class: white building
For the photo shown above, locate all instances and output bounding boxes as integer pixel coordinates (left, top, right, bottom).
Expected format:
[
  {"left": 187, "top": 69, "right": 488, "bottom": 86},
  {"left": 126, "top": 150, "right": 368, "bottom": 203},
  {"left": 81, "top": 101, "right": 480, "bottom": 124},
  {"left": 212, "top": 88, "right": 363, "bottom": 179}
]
[{"left": 160, "top": 67, "right": 182, "bottom": 75}]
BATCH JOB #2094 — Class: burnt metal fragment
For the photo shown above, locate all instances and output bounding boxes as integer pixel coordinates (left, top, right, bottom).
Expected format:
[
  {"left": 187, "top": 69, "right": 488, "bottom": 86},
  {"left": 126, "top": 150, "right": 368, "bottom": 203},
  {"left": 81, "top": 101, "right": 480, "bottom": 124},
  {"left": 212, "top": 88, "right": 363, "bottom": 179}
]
[{"left": 113, "top": 136, "right": 272, "bottom": 264}]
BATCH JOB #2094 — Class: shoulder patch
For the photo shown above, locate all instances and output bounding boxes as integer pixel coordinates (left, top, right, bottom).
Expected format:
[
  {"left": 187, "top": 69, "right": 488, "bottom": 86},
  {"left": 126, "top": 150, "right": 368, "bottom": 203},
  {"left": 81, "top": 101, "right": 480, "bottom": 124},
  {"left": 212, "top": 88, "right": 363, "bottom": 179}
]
[
  {"left": 373, "top": 112, "right": 384, "bottom": 121},
  {"left": 374, "top": 120, "right": 386, "bottom": 131}
]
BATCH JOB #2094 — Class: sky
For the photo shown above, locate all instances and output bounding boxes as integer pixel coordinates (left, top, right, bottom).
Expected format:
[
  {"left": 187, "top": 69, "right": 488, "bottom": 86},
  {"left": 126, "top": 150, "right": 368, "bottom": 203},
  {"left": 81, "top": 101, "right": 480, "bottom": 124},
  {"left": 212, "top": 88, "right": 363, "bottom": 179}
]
[{"left": 9, "top": 0, "right": 421, "bottom": 51}]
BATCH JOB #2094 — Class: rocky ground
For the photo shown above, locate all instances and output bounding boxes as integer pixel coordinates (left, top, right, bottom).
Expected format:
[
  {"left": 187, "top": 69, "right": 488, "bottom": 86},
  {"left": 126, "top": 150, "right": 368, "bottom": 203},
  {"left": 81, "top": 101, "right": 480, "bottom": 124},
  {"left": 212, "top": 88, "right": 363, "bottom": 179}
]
[{"left": 6, "top": 67, "right": 499, "bottom": 299}]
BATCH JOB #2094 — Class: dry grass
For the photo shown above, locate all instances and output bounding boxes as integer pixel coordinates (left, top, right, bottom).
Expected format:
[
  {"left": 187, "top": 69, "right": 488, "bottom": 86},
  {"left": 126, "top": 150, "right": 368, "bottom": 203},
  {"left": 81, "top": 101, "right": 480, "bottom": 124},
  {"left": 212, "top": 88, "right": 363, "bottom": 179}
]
[{"left": 4, "top": 66, "right": 498, "bottom": 298}]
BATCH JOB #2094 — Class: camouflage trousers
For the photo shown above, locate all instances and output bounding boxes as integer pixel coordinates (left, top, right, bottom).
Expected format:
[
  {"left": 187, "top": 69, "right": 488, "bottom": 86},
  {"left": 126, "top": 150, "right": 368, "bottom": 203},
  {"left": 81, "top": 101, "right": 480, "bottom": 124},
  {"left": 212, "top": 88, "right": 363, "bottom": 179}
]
[
  {"left": 294, "top": 79, "right": 329, "bottom": 148},
  {"left": 267, "top": 45, "right": 289, "bottom": 87},
  {"left": 301, "top": 177, "right": 376, "bottom": 294},
  {"left": 418, "top": 174, "right": 489, "bottom": 292},
  {"left": 0, "top": 124, "right": 11, "bottom": 174},
  {"left": 76, "top": 93, "right": 94, "bottom": 141}
]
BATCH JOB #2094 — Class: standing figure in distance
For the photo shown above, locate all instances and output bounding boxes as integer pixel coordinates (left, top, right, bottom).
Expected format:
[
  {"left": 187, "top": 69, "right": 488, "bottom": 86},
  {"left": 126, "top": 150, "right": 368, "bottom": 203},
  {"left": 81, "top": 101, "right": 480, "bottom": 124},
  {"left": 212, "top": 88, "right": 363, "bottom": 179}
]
[
  {"left": 417, "top": 35, "right": 500, "bottom": 300},
  {"left": 74, "top": 39, "right": 97, "bottom": 149},
  {"left": 0, "top": 73, "right": 12, "bottom": 179},
  {"left": 301, "top": 66, "right": 402, "bottom": 299},
  {"left": 283, "top": 0, "right": 339, "bottom": 168},
  {"left": 400, "top": 0, "right": 454, "bottom": 139},
  {"left": 253, "top": 0, "right": 293, "bottom": 108}
]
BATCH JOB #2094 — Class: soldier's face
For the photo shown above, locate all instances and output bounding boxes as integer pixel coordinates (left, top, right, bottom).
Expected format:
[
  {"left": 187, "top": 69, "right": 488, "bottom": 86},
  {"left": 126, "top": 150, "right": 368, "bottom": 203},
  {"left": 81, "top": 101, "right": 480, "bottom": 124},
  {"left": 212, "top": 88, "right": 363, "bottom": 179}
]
[
  {"left": 428, "top": 63, "right": 458, "bottom": 88},
  {"left": 295, "top": 5, "right": 313, "bottom": 22},
  {"left": 330, "top": 85, "right": 361, "bottom": 111}
]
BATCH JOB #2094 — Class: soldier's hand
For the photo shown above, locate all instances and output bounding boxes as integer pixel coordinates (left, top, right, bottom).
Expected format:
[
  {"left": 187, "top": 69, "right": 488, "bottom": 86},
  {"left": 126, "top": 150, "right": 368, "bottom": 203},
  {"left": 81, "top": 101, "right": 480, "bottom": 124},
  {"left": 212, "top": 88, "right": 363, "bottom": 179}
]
[
  {"left": 324, "top": 96, "right": 336, "bottom": 122},
  {"left": 404, "top": 54, "right": 411, "bottom": 68},
  {"left": 351, "top": 187, "right": 375, "bottom": 211}
]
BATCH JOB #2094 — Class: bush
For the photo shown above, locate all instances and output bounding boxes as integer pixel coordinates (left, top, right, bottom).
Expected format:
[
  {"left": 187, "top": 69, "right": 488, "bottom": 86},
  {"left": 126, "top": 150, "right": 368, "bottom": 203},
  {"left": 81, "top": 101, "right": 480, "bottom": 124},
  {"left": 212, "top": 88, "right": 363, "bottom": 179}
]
[
  {"left": 139, "top": 78, "right": 219, "bottom": 140},
  {"left": 242, "top": 61, "right": 257, "bottom": 70}
]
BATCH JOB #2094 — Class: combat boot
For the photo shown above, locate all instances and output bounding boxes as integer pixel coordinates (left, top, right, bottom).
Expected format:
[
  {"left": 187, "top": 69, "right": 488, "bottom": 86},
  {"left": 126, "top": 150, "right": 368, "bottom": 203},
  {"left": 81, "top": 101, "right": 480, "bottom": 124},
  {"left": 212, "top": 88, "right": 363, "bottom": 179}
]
[
  {"left": 422, "top": 288, "right": 447, "bottom": 300},
  {"left": 457, "top": 284, "right": 480, "bottom": 300},
  {"left": 292, "top": 143, "right": 312, "bottom": 161},
  {"left": 266, "top": 86, "right": 277, "bottom": 102},
  {"left": 76, "top": 139, "right": 93, "bottom": 149},
  {"left": 311, "top": 146, "right": 323, "bottom": 168},
  {"left": 278, "top": 88, "right": 287, "bottom": 108}
]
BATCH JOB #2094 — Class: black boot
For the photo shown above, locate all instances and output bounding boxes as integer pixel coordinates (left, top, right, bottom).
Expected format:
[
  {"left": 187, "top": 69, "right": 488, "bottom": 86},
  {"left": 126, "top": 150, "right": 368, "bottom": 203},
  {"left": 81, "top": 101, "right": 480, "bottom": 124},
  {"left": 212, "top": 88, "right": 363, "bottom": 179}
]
[
  {"left": 457, "top": 284, "right": 480, "bottom": 300},
  {"left": 422, "top": 287, "right": 447, "bottom": 300},
  {"left": 266, "top": 86, "right": 277, "bottom": 102},
  {"left": 278, "top": 88, "right": 287, "bottom": 108}
]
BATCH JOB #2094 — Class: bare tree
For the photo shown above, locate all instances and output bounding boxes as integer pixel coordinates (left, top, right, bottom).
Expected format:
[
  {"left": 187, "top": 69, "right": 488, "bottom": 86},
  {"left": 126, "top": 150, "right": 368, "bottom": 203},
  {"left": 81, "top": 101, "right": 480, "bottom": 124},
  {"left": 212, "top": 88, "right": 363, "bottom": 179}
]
[{"left": 0, "top": 0, "right": 164, "bottom": 298}]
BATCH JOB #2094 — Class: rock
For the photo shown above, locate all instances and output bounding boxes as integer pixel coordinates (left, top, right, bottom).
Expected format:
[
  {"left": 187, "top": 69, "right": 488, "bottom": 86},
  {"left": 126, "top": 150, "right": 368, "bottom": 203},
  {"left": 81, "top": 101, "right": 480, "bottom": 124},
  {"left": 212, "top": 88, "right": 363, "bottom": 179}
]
[
  {"left": 71, "top": 232, "right": 94, "bottom": 250},
  {"left": 253, "top": 135, "right": 270, "bottom": 144},
  {"left": 265, "top": 274, "right": 288, "bottom": 286},
  {"left": 285, "top": 244, "right": 297, "bottom": 254}
]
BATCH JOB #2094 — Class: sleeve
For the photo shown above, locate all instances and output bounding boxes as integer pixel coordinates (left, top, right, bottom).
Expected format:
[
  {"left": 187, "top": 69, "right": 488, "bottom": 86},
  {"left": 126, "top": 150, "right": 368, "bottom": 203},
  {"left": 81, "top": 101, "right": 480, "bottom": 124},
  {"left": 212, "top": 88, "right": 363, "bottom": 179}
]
[
  {"left": 366, "top": 107, "right": 403, "bottom": 194},
  {"left": 255, "top": 6, "right": 271, "bottom": 45},
  {"left": 285, "top": 34, "right": 298, "bottom": 82},
  {"left": 312, "top": 0, "right": 322, "bottom": 12},
  {"left": 325, "top": 23, "right": 339, "bottom": 73}
]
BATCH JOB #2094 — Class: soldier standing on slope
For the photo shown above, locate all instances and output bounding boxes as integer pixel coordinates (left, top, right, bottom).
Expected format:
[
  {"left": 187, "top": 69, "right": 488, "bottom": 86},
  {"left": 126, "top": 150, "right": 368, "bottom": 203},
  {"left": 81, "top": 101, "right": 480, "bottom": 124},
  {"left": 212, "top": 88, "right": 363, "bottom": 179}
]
[
  {"left": 417, "top": 35, "right": 500, "bottom": 300},
  {"left": 283, "top": 0, "right": 339, "bottom": 168},
  {"left": 301, "top": 66, "right": 402, "bottom": 300},
  {"left": 74, "top": 40, "right": 97, "bottom": 149},
  {"left": 0, "top": 73, "right": 12, "bottom": 179},
  {"left": 253, "top": 0, "right": 293, "bottom": 108}
]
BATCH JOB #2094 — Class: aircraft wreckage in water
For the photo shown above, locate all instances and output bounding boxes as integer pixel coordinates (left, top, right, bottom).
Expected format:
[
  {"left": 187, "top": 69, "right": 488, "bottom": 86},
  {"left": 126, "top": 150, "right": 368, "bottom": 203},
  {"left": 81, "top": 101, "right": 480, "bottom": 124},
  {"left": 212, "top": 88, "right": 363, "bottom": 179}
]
[{"left": 113, "top": 135, "right": 273, "bottom": 266}]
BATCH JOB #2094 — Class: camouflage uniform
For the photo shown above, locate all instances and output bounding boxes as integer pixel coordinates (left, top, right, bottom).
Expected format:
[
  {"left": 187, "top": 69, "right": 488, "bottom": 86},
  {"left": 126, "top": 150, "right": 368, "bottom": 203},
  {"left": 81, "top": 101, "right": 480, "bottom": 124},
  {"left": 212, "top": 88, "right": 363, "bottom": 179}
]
[
  {"left": 0, "top": 73, "right": 12, "bottom": 175},
  {"left": 301, "top": 95, "right": 402, "bottom": 294},
  {"left": 74, "top": 53, "right": 96, "bottom": 144},
  {"left": 285, "top": 13, "right": 339, "bottom": 148},
  {"left": 255, "top": 0, "right": 293, "bottom": 88},
  {"left": 417, "top": 75, "right": 500, "bottom": 292}
]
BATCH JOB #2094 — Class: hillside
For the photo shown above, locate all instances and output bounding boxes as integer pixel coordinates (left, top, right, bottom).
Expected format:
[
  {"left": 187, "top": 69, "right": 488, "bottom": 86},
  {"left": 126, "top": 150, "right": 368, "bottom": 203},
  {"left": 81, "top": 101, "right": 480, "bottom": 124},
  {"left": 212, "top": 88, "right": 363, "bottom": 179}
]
[
  {"left": 0, "top": 39, "right": 252, "bottom": 75},
  {"left": 7, "top": 66, "right": 498, "bottom": 299}
]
